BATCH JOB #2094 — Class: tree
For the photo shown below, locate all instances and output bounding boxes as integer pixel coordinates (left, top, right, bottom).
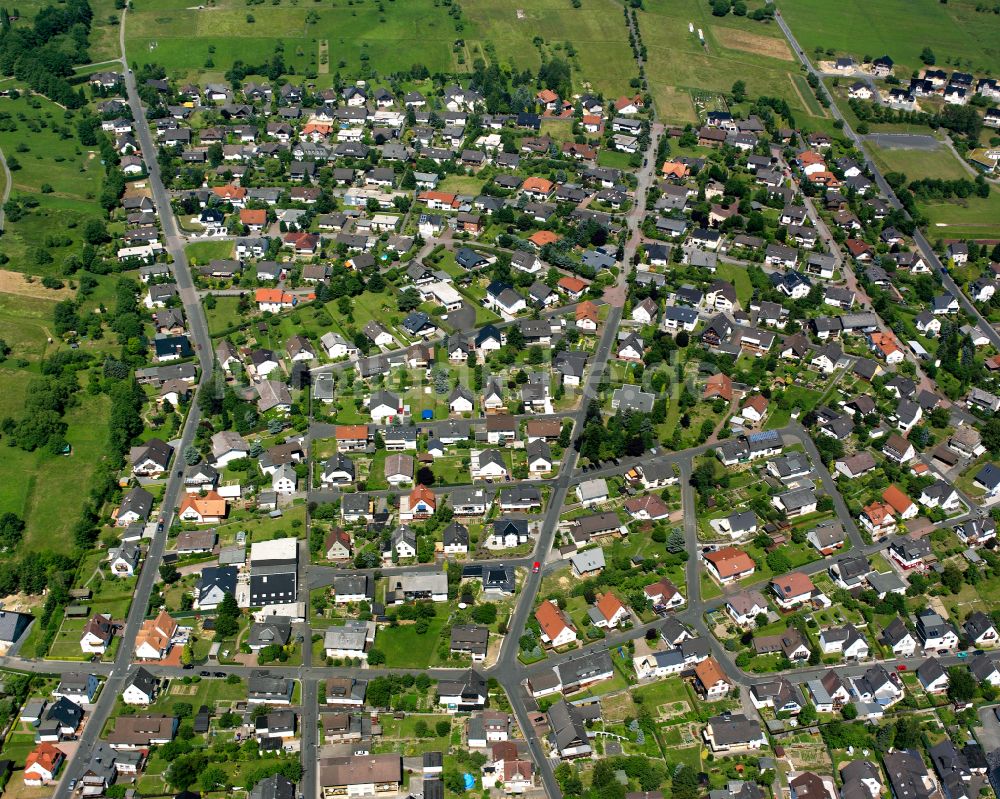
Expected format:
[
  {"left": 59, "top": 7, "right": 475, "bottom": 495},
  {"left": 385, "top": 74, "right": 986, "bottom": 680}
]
[
  {"left": 83, "top": 219, "right": 110, "bottom": 245},
  {"left": 159, "top": 563, "right": 180, "bottom": 584},
  {"left": 366, "top": 677, "right": 392, "bottom": 708},
  {"left": 398, "top": 287, "right": 421, "bottom": 312},
  {"left": 0, "top": 512, "right": 25, "bottom": 550},
  {"left": 941, "top": 563, "right": 963, "bottom": 593},
  {"left": 798, "top": 703, "right": 817, "bottom": 725},
  {"left": 215, "top": 592, "right": 240, "bottom": 638},
  {"left": 665, "top": 529, "right": 686, "bottom": 553},
  {"left": 920, "top": 46, "right": 936, "bottom": 65},
  {"left": 435, "top": 720, "right": 450, "bottom": 737},
  {"left": 731, "top": 80, "right": 747, "bottom": 103},
  {"left": 894, "top": 715, "right": 922, "bottom": 748},
  {"left": 443, "top": 772, "right": 466, "bottom": 793},
  {"left": 200, "top": 765, "right": 228, "bottom": 791},
  {"left": 672, "top": 765, "right": 700, "bottom": 799},
  {"left": 414, "top": 720, "right": 429, "bottom": 737},
  {"left": 766, "top": 549, "right": 792, "bottom": 574},
  {"left": 471, "top": 603, "right": 498, "bottom": 624},
  {"left": 947, "top": 666, "right": 976, "bottom": 703},
  {"left": 367, "top": 648, "right": 386, "bottom": 665}
]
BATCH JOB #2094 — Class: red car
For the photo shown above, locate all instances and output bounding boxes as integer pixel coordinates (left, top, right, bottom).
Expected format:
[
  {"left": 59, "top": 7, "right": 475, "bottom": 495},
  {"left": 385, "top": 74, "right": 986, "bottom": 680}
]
[
  {"left": 532, "top": 562, "right": 540, "bottom": 573},
  {"left": 896, "top": 664, "right": 907, "bottom": 671}
]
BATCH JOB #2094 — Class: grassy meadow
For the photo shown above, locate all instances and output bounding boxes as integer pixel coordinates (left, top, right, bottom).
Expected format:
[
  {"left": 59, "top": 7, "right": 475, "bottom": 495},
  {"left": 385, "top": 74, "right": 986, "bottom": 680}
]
[
  {"left": 635, "top": 0, "right": 832, "bottom": 129},
  {"left": 0, "top": 94, "right": 105, "bottom": 277},
  {"left": 778, "top": 0, "right": 1000, "bottom": 77},
  {"left": 123, "top": 0, "right": 637, "bottom": 96}
]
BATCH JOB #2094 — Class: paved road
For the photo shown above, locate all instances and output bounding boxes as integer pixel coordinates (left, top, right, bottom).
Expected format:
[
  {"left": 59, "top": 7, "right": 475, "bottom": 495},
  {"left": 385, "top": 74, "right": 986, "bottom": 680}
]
[
  {"left": 494, "top": 112, "right": 662, "bottom": 799},
  {"left": 300, "top": 677, "right": 319, "bottom": 799},
  {"left": 51, "top": 12, "right": 217, "bottom": 799}
]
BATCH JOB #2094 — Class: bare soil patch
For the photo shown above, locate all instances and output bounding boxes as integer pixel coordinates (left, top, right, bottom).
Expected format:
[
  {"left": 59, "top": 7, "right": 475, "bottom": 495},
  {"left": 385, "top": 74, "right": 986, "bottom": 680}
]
[
  {"left": 602, "top": 691, "right": 637, "bottom": 722},
  {"left": 713, "top": 26, "right": 793, "bottom": 61},
  {"left": 657, "top": 699, "right": 691, "bottom": 720},
  {"left": 783, "top": 741, "right": 833, "bottom": 772}
]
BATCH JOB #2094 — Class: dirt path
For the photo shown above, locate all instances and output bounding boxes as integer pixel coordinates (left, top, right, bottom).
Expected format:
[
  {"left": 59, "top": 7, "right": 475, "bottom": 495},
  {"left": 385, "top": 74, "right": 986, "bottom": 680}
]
[{"left": 0, "top": 144, "right": 10, "bottom": 231}]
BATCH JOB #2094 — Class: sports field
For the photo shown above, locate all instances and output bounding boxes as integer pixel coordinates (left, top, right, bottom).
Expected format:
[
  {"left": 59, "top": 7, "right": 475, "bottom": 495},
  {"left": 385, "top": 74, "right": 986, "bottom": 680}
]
[
  {"left": 636, "top": 0, "right": 830, "bottom": 128},
  {"left": 866, "top": 139, "right": 1000, "bottom": 240},
  {"left": 779, "top": 0, "right": 1000, "bottom": 77},
  {"left": 867, "top": 140, "right": 971, "bottom": 183},
  {"left": 924, "top": 193, "right": 1000, "bottom": 242},
  {"left": 125, "top": 0, "right": 636, "bottom": 96}
]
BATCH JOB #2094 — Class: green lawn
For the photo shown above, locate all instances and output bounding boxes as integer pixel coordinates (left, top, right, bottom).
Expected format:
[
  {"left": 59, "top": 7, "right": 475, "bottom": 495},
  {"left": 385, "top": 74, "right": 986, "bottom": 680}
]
[
  {"left": 715, "top": 262, "right": 752, "bottom": 307},
  {"left": 437, "top": 175, "right": 486, "bottom": 195},
  {"left": 597, "top": 149, "right": 636, "bottom": 171},
  {"left": 146, "top": 675, "right": 248, "bottom": 713},
  {"left": 211, "top": 504, "right": 307, "bottom": 547},
  {"left": 186, "top": 240, "right": 236, "bottom": 266},
  {"left": 375, "top": 714, "right": 453, "bottom": 755},
  {"left": 0, "top": 731, "right": 39, "bottom": 767},
  {"left": 206, "top": 296, "right": 245, "bottom": 335},
  {"left": 377, "top": 612, "right": 447, "bottom": 668}
]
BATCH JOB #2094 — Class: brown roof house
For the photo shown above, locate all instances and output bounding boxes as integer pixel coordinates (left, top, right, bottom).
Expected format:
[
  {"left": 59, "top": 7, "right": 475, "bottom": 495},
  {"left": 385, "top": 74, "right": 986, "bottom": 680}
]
[{"left": 108, "top": 715, "right": 178, "bottom": 750}]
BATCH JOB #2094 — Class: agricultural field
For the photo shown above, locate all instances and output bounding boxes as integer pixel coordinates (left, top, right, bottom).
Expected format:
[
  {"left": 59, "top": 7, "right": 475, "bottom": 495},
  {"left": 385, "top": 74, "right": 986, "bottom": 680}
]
[
  {"left": 636, "top": 0, "right": 829, "bottom": 128},
  {"left": 779, "top": 0, "right": 1000, "bottom": 78},
  {"left": 0, "top": 94, "right": 105, "bottom": 277}
]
